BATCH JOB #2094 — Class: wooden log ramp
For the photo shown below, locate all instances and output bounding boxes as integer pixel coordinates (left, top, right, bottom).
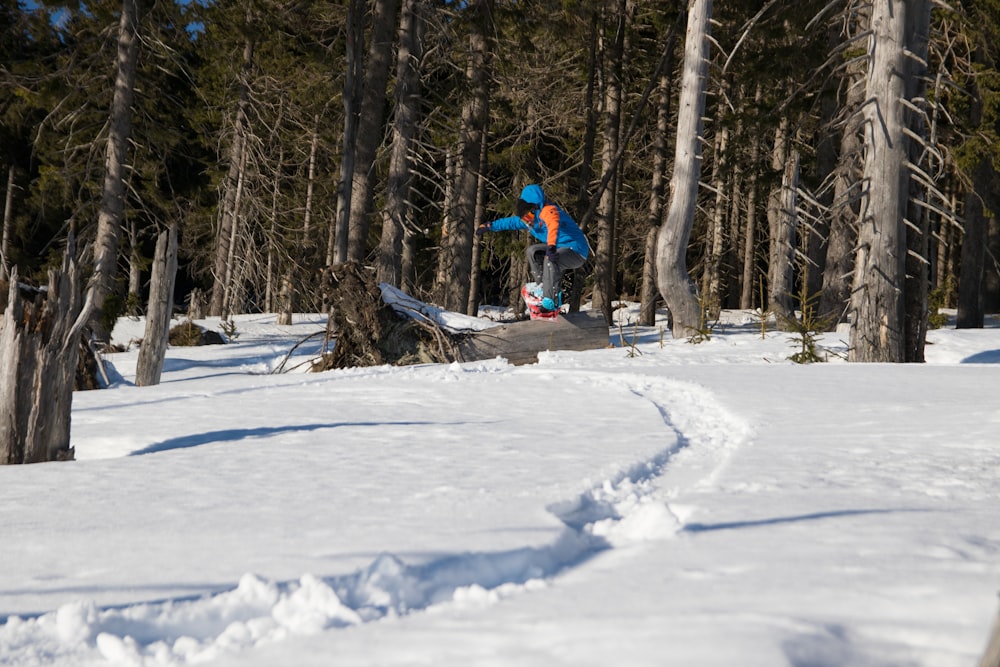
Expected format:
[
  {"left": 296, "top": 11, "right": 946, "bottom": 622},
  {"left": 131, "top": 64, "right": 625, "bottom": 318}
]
[{"left": 455, "top": 311, "right": 610, "bottom": 366}]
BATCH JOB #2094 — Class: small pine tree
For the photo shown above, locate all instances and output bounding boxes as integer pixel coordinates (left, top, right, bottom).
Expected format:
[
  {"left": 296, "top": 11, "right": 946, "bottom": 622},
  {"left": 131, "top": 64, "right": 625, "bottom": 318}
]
[{"left": 784, "top": 286, "right": 833, "bottom": 364}]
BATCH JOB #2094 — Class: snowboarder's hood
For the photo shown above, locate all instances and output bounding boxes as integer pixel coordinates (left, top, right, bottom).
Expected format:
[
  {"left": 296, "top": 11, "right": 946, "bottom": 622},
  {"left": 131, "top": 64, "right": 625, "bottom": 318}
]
[{"left": 519, "top": 184, "right": 545, "bottom": 207}]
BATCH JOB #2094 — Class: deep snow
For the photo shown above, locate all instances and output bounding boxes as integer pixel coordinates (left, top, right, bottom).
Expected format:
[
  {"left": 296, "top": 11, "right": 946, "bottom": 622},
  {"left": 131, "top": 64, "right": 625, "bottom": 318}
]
[{"left": 1, "top": 303, "right": 998, "bottom": 666}]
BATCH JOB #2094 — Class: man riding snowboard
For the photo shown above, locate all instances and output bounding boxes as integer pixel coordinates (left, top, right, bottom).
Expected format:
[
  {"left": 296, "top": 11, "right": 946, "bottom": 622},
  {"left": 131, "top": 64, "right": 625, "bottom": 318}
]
[{"left": 476, "top": 184, "right": 590, "bottom": 316}]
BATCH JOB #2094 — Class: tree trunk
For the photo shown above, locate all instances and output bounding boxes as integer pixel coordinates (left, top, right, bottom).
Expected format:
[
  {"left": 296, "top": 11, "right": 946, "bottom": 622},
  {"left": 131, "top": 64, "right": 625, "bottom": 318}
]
[
  {"left": 902, "top": 0, "right": 931, "bottom": 360},
  {"left": 88, "top": 0, "right": 149, "bottom": 342},
  {"left": 347, "top": 0, "right": 402, "bottom": 263},
  {"left": 986, "top": 217, "right": 1000, "bottom": 313},
  {"left": 209, "top": 37, "right": 253, "bottom": 317},
  {"left": 0, "top": 255, "right": 83, "bottom": 464},
  {"left": 266, "top": 142, "right": 284, "bottom": 313},
  {"left": 656, "top": 0, "right": 711, "bottom": 339},
  {"left": 434, "top": 1, "right": 491, "bottom": 314},
  {"left": 1, "top": 163, "right": 14, "bottom": 281},
  {"left": 592, "top": 0, "right": 627, "bottom": 323},
  {"left": 740, "top": 92, "right": 762, "bottom": 310},
  {"left": 304, "top": 114, "right": 319, "bottom": 241},
  {"left": 468, "top": 131, "right": 489, "bottom": 316},
  {"left": 767, "top": 120, "right": 798, "bottom": 325},
  {"left": 849, "top": 0, "right": 909, "bottom": 362},
  {"left": 331, "top": 0, "right": 365, "bottom": 267},
  {"left": 702, "top": 118, "right": 729, "bottom": 318},
  {"left": 378, "top": 0, "right": 423, "bottom": 288},
  {"left": 957, "top": 160, "right": 991, "bottom": 329},
  {"left": 955, "top": 29, "right": 997, "bottom": 330},
  {"left": 818, "top": 19, "right": 867, "bottom": 328},
  {"left": 569, "top": 9, "right": 600, "bottom": 313},
  {"left": 639, "top": 69, "right": 671, "bottom": 326},
  {"left": 135, "top": 225, "right": 178, "bottom": 387}
]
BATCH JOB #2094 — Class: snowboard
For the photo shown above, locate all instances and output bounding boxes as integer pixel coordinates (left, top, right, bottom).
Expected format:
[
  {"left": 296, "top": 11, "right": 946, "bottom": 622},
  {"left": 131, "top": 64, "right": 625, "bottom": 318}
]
[{"left": 521, "top": 283, "right": 560, "bottom": 321}]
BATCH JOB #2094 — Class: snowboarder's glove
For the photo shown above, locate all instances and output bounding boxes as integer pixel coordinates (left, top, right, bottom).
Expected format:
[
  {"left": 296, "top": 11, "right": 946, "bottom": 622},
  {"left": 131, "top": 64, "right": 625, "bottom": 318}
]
[
  {"left": 546, "top": 245, "right": 558, "bottom": 262},
  {"left": 475, "top": 223, "right": 491, "bottom": 237}
]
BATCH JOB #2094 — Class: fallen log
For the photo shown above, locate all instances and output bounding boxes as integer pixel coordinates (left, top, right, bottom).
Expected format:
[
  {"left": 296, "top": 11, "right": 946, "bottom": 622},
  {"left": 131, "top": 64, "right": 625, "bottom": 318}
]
[
  {"left": 456, "top": 311, "right": 609, "bottom": 365},
  {"left": 319, "top": 262, "right": 610, "bottom": 369}
]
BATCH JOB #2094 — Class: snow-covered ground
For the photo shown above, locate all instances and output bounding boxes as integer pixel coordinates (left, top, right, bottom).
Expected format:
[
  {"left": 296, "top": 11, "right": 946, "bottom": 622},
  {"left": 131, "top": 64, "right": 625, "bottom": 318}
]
[{"left": 1, "top": 304, "right": 998, "bottom": 666}]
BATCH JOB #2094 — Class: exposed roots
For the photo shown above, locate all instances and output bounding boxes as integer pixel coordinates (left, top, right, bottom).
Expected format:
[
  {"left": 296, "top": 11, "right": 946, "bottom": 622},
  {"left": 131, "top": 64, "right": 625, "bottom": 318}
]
[{"left": 315, "top": 262, "right": 459, "bottom": 370}]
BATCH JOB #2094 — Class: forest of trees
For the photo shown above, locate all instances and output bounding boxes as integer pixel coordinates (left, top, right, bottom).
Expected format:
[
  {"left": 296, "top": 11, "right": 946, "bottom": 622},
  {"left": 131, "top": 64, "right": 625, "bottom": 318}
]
[{"left": 1, "top": 0, "right": 998, "bottom": 363}]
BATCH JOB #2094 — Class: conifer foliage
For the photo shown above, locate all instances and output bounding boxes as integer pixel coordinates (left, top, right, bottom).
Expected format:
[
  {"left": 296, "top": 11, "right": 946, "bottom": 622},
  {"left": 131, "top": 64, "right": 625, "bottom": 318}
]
[{"left": 0, "top": 0, "right": 997, "bottom": 361}]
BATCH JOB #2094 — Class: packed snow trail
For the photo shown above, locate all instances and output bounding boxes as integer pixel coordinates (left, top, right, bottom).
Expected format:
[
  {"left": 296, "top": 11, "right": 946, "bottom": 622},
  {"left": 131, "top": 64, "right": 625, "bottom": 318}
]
[{"left": 0, "top": 370, "right": 751, "bottom": 667}]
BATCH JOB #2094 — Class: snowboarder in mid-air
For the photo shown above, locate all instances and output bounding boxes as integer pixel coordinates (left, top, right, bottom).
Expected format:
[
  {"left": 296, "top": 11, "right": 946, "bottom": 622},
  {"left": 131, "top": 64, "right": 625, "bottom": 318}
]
[{"left": 476, "top": 184, "right": 590, "bottom": 319}]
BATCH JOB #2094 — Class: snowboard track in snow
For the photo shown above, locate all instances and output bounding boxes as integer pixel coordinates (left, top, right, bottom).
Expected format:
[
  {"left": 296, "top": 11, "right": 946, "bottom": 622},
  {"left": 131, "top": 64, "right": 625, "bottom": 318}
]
[{"left": 0, "top": 376, "right": 750, "bottom": 665}]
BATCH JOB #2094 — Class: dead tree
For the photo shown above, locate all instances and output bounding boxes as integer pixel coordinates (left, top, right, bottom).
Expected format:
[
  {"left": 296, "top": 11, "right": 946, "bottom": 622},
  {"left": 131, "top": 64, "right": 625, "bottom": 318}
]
[
  {"left": 135, "top": 224, "right": 178, "bottom": 386},
  {"left": 0, "top": 254, "right": 84, "bottom": 464},
  {"left": 656, "top": 0, "right": 712, "bottom": 338}
]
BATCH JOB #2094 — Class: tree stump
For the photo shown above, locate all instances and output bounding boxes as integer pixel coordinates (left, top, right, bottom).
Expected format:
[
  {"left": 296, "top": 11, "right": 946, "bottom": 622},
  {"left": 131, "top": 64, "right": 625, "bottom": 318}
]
[
  {"left": 136, "top": 224, "right": 178, "bottom": 387},
  {"left": 0, "top": 254, "right": 84, "bottom": 464}
]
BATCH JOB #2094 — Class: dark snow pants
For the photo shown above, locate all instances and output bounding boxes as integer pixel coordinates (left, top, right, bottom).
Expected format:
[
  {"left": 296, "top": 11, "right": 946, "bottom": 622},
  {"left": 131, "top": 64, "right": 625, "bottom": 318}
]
[{"left": 527, "top": 244, "right": 586, "bottom": 302}]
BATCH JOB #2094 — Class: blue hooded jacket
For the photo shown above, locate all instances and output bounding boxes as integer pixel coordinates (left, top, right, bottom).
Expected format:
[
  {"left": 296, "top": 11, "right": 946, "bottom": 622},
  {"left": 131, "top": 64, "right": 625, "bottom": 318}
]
[{"left": 488, "top": 185, "right": 590, "bottom": 258}]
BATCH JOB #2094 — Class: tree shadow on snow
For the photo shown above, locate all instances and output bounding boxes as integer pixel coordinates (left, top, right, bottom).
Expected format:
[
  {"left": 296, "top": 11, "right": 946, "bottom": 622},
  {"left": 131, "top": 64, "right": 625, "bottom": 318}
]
[
  {"left": 682, "top": 508, "right": 932, "bottom": 533},
  {"left": 962, "top": 349, "right": 1000, "bottom": 363},
  {"left": 129, "top": 421, "right": 465, "bottom": 456}
]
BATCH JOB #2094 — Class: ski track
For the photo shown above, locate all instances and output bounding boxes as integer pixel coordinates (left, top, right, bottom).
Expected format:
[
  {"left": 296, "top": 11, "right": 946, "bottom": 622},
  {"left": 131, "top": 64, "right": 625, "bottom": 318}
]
[{"left": 0, "top": 373, "right": 752, "bottom": 666}]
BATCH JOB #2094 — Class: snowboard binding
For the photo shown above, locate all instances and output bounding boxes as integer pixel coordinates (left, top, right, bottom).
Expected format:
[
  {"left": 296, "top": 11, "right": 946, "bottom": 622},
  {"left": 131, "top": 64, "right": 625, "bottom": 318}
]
[{"left": 521, "top": 282, "right": 561, "bottom": 321}]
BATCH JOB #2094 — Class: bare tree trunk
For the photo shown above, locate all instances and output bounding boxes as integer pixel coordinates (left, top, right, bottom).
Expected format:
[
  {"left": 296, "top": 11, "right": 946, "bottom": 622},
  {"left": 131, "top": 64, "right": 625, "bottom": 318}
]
[
  {"left": 639, "top": 68, "right": 672, "bottom": 326},
  {"left": 435, "top": 150, "right": 456, "bottom": 291},
  {"left": 402, "top": 228, "right": 417, "bottom": 296},
  {"left": 136, "top": 224, "right": 178, "bottom": 387},
  {"left": 266, "top": 142, "right": 283, "bottom": 313},
  {"left": 434, "top": 1, "right": 491, "bottom": 314},
  {"left": 0, "top": 253, "right": 83, "bottom": 464},
  {"left": 740, "top": 94, "right": 762, "bottom": 310},
  {"left": 957, "top": 161, "right": 991, "bottom": 329},
  {"left": 702, "top": 119, "right": 729, "bottom": 318},
  {"left": 849, "top": 0, "right": 909, "bottom": 362},
  {"left": 575, "top": 9, "right": 600, "bottom": 223},
  {"left": 955, "top": 28, "right": 998, "bottom": 330},
  {"left": 88, "top": 0, "right": 149, "bottom": 342},
  {"left": 304, "top": 114, "right": 319, "bottom": 241},
  {"left": 1, "top": 164, "right": 14, "bottom": 281},
  {"left": 767, "top": 120, "right": 798, "bottom": 325},
  {"left": 126, "top": 220, "right": 141, "bottom": 307},
  {"left": 378, "top": 0, "right": 423, "bottom": 288},
  {"left": 347, "top": 0, "right": 402, "bottom": 263},
  {"left": 210, "top": 37, "right": 253, "bottom": 317},
  {"left": 468, "top": 130, "right": 489, "bottom": 316},
  {"left": 331, "top": 0, "right": 365, "bottom": 266},
  {"left": 819, "top": 28, "right": 867, "bottom": 327},
  {"left": 986, "top": 217, "right": 1000, "bottom": 313},
  {"left": 221, "top": 143, "right": 250, "bottom": 317},
  {"left": 592, "top": 0, "right": 627, "bottom": 323},
  {"left": 656, "top": 0, "right": 710, "bottom": 338},
  {"left": 902, "top": 0, "right": 931, "bottom": 360},
  {"left": 569, "top": 9, "right": 600, "bottom": 313}
]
